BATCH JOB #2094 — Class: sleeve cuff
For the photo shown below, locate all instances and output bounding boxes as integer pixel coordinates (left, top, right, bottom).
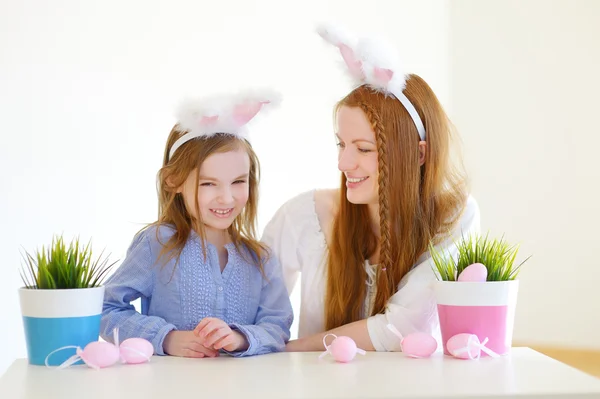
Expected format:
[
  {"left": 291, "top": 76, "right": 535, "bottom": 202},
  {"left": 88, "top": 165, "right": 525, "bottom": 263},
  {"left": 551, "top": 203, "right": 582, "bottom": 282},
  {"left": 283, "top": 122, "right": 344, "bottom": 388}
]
[
  {"left": 152, "top": 323, "right": 177, "bottom": 356},
  {"left": 366, "top": 314, "right": 403, "bottom": 352},
  {"left": 224, "top": 323, "right": 257, "bottom": 357}
]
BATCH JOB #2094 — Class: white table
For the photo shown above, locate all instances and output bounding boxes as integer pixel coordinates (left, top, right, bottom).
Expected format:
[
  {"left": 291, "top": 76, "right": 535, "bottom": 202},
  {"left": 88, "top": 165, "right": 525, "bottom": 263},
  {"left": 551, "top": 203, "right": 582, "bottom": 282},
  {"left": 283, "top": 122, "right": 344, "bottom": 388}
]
[{"left": 1, "top": 348, "right": 600, "bottom": 398}]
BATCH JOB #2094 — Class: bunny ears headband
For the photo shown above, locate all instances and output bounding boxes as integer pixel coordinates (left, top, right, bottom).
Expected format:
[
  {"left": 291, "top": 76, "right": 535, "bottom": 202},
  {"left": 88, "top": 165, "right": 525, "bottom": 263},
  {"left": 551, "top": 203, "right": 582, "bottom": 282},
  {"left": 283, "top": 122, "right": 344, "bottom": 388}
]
[
  {"left": 169, "top": 89, "right": 281, "bottom": 160},
  {"left": 317, "top": 23, "right": 426, "bottom": 141}
]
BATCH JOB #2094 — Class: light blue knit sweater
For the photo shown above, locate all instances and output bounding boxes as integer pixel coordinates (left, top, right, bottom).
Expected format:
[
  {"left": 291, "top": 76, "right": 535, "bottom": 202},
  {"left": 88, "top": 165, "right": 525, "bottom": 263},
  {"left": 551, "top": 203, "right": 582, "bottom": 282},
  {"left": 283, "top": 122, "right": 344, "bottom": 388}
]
[{"left": 100, "top": 224, "right": 293, "bottom": 357}]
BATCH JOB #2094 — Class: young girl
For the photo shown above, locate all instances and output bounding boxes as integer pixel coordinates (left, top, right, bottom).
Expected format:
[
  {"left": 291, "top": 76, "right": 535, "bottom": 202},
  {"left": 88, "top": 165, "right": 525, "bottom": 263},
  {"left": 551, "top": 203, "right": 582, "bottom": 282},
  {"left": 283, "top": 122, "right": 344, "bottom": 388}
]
[
  {"left": 101, "top": 91, "right": 293, "bottom": 358},
  {"left": 262, "top": 24, "right": 480, "bottom": 352}
]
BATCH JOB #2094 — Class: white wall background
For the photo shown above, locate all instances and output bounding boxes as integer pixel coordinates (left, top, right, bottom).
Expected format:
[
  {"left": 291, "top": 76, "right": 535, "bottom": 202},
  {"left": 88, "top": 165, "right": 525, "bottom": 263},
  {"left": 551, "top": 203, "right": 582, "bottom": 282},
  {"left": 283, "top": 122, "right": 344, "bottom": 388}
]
[
  {"left": 3, "top": 0, "right": 598, "bottom": 378},
  {"left": 0, "top": 0, "right": 450, "bottom": 375},
  {"left": 449, "top": 0, "right": 600, "bottom": 349}
]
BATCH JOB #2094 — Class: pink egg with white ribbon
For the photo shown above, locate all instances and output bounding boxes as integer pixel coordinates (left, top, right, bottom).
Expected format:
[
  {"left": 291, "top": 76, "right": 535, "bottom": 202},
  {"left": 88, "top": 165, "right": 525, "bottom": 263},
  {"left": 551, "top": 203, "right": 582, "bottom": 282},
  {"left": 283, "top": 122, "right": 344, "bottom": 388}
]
[
  {"left": 319, "top": 334, "right": 366, "bottom": 363},
  {"left": 446, "top": 333, "right": 500, "bottom": 359},
  {"left": 78, "top": 341, "right": 121, "bottom": 369},
  {"left": 386, "top": 324, "right": 438, "bottom": 358},
  {"left": 44, "top": 328, "right": 153, "bottom": 370},
  {"left": 45, "top": 340, "right": 122, "bottom": 370},
  {"left": 120, "top": 337, "right": 154, "bottom": 364}
]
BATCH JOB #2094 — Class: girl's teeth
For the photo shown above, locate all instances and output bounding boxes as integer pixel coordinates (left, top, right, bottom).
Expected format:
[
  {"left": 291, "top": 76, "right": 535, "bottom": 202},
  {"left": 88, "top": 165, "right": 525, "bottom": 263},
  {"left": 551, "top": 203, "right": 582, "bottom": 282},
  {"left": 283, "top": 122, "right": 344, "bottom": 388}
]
[{"left": 212, "top": 209, "right": 232, "bottom": 214}]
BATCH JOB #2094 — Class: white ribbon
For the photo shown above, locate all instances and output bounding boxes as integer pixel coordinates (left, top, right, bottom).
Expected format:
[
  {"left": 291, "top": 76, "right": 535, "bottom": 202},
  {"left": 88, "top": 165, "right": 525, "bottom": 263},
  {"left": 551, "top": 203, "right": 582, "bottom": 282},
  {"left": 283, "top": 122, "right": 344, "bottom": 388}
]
[{"left": 452, "top": 336, "right": 500, "bottom": 359}]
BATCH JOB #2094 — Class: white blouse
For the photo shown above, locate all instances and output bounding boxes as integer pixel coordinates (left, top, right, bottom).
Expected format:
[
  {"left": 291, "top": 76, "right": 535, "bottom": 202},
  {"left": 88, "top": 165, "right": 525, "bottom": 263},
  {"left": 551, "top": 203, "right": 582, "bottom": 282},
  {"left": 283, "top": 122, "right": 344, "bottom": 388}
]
[{"left": 261, "top": 189, "right": 481, "bottom": 351}]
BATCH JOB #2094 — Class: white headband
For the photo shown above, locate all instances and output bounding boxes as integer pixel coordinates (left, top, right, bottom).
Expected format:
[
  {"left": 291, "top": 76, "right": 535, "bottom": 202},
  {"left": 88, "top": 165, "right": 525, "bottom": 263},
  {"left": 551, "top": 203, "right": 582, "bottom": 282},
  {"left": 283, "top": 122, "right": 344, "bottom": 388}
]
[
  {"left": 169, "top": 89, "right": 281, "bottom": 160},
  {"left": 317, "top": 23, "right": 426, "bottom": 141}
]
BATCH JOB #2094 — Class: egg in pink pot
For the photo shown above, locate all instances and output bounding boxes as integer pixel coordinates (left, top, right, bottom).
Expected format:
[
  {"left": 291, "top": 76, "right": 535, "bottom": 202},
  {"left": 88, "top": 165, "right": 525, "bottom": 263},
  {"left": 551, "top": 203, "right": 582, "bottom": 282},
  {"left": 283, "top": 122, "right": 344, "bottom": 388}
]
[{"left": 457, "top": 263, "right": 488, "bottom": 282}]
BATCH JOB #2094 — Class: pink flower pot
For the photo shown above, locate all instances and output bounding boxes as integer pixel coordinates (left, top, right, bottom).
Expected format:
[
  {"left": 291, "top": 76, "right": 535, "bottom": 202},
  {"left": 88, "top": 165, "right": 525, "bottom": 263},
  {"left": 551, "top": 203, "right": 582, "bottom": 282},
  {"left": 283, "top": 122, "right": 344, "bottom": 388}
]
[{"left": 434, "top": 280, "right": 519, "bottom": 356}]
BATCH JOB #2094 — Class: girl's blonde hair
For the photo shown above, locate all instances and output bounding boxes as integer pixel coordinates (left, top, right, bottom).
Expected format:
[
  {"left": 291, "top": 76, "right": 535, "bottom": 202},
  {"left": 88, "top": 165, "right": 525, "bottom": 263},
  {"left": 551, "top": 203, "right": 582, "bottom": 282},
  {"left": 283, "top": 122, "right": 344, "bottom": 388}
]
[{"left": 147, "top": 126, "right": 267, "bottom": 274}]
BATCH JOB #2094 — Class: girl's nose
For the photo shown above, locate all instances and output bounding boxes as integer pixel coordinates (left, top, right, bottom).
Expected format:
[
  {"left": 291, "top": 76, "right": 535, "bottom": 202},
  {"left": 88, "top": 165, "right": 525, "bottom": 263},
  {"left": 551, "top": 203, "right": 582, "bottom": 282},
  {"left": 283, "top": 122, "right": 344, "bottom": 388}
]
[{"left": 217, "top": 188, "right": 233, "bottom": 204}]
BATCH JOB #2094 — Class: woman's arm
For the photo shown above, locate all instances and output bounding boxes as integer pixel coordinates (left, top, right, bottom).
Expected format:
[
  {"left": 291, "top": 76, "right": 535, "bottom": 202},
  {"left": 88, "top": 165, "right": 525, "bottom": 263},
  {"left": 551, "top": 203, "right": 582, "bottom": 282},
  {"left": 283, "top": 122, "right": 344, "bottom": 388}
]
[
  {"left": 287, "top": 196, "right": 482, "bottom": 353},
  {"left": 285, "top": 258, "right": 438, "bottom": 353},
  {"left": 286, "top": 319, "right": 375, "bottom": 352}
]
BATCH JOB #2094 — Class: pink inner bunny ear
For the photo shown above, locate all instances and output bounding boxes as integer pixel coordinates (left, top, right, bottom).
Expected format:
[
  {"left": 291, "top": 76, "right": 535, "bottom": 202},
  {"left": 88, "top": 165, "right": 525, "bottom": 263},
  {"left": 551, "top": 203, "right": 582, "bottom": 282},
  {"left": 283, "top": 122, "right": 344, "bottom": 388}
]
[
  {"left": 339, "top": 44, "right": 364, "bottom": 79},
  {"left": 373, "top": 67, "right": 394, "bottom": 85},
  {"left": 200, "top": 115, "right": 219, "bottom": 125},
  {"left": 232, "top": 102, "right": 265, "bottom": 126}
]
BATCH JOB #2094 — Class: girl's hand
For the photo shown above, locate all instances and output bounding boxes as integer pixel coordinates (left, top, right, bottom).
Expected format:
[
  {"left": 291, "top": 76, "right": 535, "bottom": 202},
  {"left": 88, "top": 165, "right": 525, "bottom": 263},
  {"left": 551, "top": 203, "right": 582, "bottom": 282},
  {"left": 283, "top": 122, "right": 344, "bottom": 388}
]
[
  {"left": 194, "top": 317, "right": 249, "bottom": 352},
  {"left": 163, "top": 330, "right": 220, "bottom": 358}
]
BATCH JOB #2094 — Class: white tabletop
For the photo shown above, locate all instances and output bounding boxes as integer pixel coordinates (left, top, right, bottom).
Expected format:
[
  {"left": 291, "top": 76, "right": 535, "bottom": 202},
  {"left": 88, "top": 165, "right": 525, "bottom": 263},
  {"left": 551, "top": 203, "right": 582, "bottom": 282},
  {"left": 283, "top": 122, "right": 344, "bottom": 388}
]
[{"left": 1, "top": 348, "right": 600, "bottom": 398}]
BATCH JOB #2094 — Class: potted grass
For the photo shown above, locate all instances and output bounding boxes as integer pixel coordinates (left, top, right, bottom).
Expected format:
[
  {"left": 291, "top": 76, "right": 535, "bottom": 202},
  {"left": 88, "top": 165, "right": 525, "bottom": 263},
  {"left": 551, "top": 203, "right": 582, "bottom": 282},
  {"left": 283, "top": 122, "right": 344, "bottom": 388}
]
[
  {"left": 429, "top": 233, "right": 531, "bottom": 357},
  {"left": 18, "top": 235, "right": 116, "bottom": 366}
]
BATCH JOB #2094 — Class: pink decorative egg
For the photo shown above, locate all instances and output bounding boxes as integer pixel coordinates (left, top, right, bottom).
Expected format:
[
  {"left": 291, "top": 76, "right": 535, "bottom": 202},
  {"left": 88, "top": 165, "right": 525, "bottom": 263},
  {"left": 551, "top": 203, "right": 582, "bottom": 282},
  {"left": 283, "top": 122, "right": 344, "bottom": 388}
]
[
  {"left": 78, "top": 341, "right": 121, "bottom": 368},
  {"left": 386, "top": 324, "right": 438, "bottom": 358},
  {"left": 329, "top": 336, "right": 360, "bottom": 363},
  {"left": 457, "top": 263, "right": 488, "bottom": 282},
  {"left": 401, "top": 332, "right": 438, "bottom": 358},
  {"left": 120, "top": 338, "right": 154, "bottom": 364},
  {"left": 447, "top": 333, "right": 481, "bottom": 359}
]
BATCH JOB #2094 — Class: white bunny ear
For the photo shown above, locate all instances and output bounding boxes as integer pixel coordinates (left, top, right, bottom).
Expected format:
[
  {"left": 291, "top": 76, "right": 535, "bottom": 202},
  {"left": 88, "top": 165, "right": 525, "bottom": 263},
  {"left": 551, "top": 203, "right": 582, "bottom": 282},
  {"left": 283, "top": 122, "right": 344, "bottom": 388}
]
[
  {"left": 317, "top": 22, "right": 365, "bottom": 82},
  {"left": 175, "top": 96, "right": 223, "bottom": 135},
  {"left": 237, "top": 88, "right": 283, "bottom": 107},
  {"left": 169, "top": 89, "right": 282, "bottom": 160},
  {"left": 357, "top": 36, "right": 408, "bottom": 93},
  {"left": 317, "top": 22, "right": 355, "bottom": 48},
  {"left": 231, "top": 89, "right": 282, "bottom": 126},
  {"left": 317, "top": 22, "right": 426, "bottom": 141}
]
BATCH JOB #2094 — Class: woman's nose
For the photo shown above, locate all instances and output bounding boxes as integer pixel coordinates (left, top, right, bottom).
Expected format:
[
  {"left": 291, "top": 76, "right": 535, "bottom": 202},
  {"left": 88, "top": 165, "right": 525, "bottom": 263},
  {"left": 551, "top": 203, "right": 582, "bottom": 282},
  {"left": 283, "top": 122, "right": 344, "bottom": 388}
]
[{"left": 338, "top": 148, "right": 357, "bottom": 172}]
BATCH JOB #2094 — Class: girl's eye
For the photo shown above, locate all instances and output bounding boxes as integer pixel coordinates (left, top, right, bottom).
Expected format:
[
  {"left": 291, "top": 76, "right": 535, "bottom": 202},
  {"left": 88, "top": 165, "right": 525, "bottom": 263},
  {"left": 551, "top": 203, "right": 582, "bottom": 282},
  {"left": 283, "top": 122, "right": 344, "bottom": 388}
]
[
  {"left": 233, "top": 180, "right": 247, "bottom": 184},
  {"left": 358, "top": 148, "right": 373, "bottom": 153},
  {"left": 200, "top": 183, "right": 215, "bottom": 187},
  {"left": 336, "top": 142, "right": 345, "bottom": 149}
]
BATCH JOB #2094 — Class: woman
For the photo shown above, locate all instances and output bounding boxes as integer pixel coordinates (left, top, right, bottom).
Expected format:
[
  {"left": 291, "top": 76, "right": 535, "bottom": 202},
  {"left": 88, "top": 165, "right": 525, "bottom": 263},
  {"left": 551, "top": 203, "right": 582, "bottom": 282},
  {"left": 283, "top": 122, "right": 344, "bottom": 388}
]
[{"left": 261, "top": 25, "right": 480, "bottom": 352}]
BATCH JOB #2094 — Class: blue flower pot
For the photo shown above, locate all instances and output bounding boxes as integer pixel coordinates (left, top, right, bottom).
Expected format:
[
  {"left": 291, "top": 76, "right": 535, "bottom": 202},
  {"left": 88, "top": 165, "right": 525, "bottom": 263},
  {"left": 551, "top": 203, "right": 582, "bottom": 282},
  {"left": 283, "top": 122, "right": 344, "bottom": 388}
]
[{"left": 19, "top": 286, "right": 105, "bottom": 366}]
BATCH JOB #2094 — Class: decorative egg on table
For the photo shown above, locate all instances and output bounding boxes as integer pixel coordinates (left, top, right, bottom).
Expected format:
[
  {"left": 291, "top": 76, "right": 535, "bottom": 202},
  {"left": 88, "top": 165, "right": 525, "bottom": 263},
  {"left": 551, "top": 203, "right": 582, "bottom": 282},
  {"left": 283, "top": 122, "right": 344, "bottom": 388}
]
[
  {"left": 120, "top": 337, "right": 154, "bottom": 364},
  {"left": 386, "top": 324, "right": 438, "bottom": 358},
  {"left": 446, "top": 333, "right": 499, "bottom": 359},
  {"left": 79, "top": 341, "right": 121, "bottom": 368},
  {"left": 319, "top": 334, "right": 366, "bottom": 363}
]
